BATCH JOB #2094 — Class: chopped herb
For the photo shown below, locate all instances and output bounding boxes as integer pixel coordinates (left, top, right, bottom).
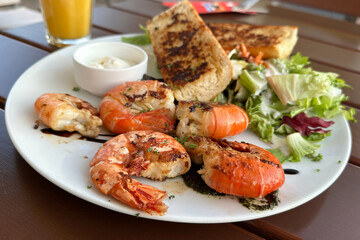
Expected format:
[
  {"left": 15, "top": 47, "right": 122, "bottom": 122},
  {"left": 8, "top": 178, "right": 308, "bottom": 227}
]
[
  {"left": 191, "top": 67, "right": 196, "bottom": 71},
  {"left": 239, "top": 190, "right": 280, "bottom": 211},
  {"left": 175, "top": 136, "right": 188, "bottom": 145},
  {"left": 127, "top": 87, "right": 132, "bottom": 92},
  {"left": 316, "top": 169, "right": 320, "bottom": 172},
  {"left": 165, "top": 122, "right": 169, "bottom": 128},
  {"left": 168, "top": 195, "right": 175, "bottom": 200},
  {"left": 188, "top": 143, "right": 197, "bottom": 149},
  {"left": 311, "top": 153, "right": 323, "bottom": 162},
  {"left": 87, "top": 185, "right": 92, "bottom": 189},
  {"left": 147, "top": 147, "right": 159, "bottom": 155},
  {"left": 185, "top": 78, "right": 190, "bottom": 81},
  {"left": 337, "top": 160, "right": 342, "bottom": 164},
  {"left": 173, "top": 85, "right": 178, "bottom": 89},
  {"left": 140, "top": 108, "right": 152, "bottom": 113},
  {"left": 72, "top": 87, "right": 80, "bottom": 92},
  {"left": 135, "top": 213, "right": 140, "bottom": 217},
  {"left": 167, "top": 64, "right": 172, "bottom": 69},
  {"left": 163, "top": 140, "right": 168, "bottom": 144}
]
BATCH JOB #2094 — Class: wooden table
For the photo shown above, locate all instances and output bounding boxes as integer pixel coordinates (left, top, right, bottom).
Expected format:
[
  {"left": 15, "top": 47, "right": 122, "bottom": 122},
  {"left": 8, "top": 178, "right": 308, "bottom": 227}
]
[{"left": 1, "top": 1, "right": 359, "bottom": 239}]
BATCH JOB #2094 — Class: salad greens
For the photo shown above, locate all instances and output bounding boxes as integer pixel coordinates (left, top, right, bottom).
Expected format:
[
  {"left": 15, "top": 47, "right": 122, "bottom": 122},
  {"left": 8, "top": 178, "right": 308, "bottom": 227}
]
[
  {"left": 215, "top": 51, "right": 356, "bottom": 163},
  {"left": 121, "top": 25, "right": 151, "bottom": 45}
]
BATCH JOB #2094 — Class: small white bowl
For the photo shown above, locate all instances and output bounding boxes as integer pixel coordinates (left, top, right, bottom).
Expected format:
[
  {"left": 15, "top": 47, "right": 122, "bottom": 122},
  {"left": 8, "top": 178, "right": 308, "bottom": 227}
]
[{"left": 73, "top": 41, "right": 148, "bottom": 96}]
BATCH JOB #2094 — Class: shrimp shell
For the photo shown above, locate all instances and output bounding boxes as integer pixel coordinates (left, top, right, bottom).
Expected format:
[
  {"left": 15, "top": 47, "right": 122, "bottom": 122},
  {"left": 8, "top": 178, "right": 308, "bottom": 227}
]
[
  {"left": 90, "top": 130, "right": 191, "bottom": 215},
  {"left": 34, "top": 93, "right": 102, "bottom": 137},
  {"left": 184, "top": 136, "right": 285, "bottom": 198},
  {"left": 176, "top": 101, "right": 249, "bottom": 139},
  {"left": 100, "top": 80, "right": 176, "bottom": 134}
]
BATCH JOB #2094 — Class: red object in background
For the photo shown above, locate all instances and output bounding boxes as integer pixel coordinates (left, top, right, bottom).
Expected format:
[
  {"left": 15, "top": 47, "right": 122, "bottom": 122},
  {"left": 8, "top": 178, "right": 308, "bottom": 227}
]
[{"left": 163, "top": 1, "right": 257, "bottom": 14}]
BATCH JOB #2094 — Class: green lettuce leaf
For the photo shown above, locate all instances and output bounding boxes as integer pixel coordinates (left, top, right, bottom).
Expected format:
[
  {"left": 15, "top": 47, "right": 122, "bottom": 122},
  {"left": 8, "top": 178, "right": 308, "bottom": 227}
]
[
  {"left": 286, "top": 132, "right": 320, "bottom": 162},
  {"left": 267, "top": 74, "right": 332, "bottom": 105},
  {"left": 245, "top": 93, "right": 282, "bottom": 141},
  {"left": 121, "top": 24, "right": 151, "bottom": 45},
  {"left": 239, "top": 69, "right": 267, "bottom": 96}
]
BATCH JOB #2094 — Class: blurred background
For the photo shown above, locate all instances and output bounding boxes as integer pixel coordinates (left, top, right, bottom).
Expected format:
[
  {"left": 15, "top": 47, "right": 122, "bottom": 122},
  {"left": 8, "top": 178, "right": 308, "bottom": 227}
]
[{"left": 1, "top": 0, "right": 359, "bottom": 30}]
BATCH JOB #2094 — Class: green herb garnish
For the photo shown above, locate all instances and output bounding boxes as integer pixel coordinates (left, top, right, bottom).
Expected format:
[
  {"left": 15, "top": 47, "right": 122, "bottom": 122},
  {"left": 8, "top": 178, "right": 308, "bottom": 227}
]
[
  {"left": 175, "top": 136, "right": 188, "bottom": 145},
  {"left": 147, "top": 147, "right": 159, "bottom": 155},
  {"left": 140, "top": 108, "right": 152, "bottom": 113},
  {"left": 188, "top": 143, "right": 197, "bottom": 149}
]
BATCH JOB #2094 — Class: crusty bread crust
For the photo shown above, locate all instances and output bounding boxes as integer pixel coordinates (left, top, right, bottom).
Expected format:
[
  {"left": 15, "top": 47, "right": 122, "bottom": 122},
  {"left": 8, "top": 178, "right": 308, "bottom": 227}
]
[
  {"left": 207, "top": 23, "right": 298, "bottom": 59},
  {"left": 147, "top": 0, "right": 232, "bottom": 101}
]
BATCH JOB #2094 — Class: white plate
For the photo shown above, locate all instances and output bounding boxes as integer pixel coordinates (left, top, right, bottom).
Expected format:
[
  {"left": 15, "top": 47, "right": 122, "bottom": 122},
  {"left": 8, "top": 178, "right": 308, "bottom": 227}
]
[{"left": 5, "top": 34, "right": 352, "bottom": 223}]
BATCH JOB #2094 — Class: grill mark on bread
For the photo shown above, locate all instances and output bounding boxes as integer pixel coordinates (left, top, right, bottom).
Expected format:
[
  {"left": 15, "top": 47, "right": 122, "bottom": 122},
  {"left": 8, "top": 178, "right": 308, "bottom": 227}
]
[
  {"left": 208, "top": 24, "right": 282, "bottom": 47},
  {"left": 169, "top": 61, "right": 209, "bottom": 85},
  {"left": 207, "top": 22, "right": 298, "bottom": 59},
  {"left": 167, "top": 29, "right": 199, "bottom": 57},
  {"left": 167, "top": 13, "right": 189, "bottom": 28}
]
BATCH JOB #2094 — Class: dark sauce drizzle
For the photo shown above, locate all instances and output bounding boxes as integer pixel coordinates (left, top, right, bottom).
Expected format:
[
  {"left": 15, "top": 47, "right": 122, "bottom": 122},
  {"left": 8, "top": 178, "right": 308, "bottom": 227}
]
[
  {"left": 40, "top": 128, "right": 109, "bottom": 143},
  {"left": 284, "top": 169, "right": 300, "bottom": 175},
  {"left": 41, "top": 128, "right": 75, "bottom": 137}
]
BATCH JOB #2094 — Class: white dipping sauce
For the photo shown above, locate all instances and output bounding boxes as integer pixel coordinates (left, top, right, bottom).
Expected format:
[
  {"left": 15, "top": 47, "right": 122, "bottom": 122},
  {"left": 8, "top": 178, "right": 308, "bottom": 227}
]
[{"left": 89, "top": 56, "right": 136, "bottom": 69}]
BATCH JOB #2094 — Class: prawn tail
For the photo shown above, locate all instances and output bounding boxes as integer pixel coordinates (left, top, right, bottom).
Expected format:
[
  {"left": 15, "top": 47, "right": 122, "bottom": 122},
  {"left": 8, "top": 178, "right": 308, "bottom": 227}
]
[{"left": 111, "top": 175, "right": 168, "bottom": 215}]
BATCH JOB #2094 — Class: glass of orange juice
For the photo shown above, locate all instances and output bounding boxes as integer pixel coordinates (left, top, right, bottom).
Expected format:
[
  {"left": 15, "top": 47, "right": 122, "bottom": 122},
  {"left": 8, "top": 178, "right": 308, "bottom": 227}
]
[{"left": 39, "top": 0, "right": 93, "bottom": 47}]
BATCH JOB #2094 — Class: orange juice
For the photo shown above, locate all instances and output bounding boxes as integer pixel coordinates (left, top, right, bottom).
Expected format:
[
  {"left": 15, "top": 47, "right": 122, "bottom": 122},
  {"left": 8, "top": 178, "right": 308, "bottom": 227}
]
[{"left": 40, "top": 0, "right": 92, "bottom": 39}]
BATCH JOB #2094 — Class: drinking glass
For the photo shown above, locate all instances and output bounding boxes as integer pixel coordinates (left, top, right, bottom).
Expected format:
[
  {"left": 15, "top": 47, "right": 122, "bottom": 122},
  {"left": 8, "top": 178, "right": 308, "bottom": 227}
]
[{"left": 39, "top": 0, "right": 93, "bottom": 47}]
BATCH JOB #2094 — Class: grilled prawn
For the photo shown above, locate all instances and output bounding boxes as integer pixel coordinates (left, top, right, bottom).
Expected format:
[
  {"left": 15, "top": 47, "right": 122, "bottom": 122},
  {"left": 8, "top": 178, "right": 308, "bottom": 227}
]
[
  {"left": 90, "top": 130, "right": 191, "bottom": 215},
  {"left": 34, "top": 93, "right": 102, "bottom": 137},
  {"left": 176, "top": 101, "right": 249, "bottom": 140},
  {"left": 100, "top": 80, "right": 176, "bottom": 134},
  {"left": 184, "top": 136, "right": 285, "bottom": 198}
]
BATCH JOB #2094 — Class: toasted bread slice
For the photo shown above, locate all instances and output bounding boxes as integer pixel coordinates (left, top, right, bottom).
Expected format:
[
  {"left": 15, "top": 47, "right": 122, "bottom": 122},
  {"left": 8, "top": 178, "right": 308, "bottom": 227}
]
[
  {"left": 146, "top": 0, "right": 232, "bottom": 101},
  {"left": 207, "top": 23, "right": 298, "bottom": 59}
]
